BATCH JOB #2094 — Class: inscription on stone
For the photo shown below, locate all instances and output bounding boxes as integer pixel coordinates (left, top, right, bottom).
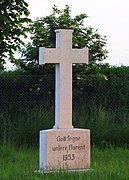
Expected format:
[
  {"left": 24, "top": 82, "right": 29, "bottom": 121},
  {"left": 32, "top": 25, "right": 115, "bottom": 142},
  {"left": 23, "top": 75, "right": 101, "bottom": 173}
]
[
  {"left": 52, "top": 135, "right": 86, "bottom": 162},
  {"left": 44, "top": 129, "right": 90, "bottom": 170}
]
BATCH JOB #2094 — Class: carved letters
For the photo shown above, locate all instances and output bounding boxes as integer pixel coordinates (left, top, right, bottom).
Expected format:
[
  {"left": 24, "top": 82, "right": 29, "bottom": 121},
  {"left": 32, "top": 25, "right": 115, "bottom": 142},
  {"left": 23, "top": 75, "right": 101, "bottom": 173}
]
[{"left": 51, "top": 135, "right": 87, "bottom": 162}]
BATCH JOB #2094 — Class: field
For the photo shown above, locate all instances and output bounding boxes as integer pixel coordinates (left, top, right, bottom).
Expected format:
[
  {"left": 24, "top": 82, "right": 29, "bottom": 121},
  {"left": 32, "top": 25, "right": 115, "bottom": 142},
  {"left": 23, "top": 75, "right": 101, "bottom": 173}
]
[
  {"left": 0, "top": 145, "right": 129, "bottom": 180},
  {"left": 1, "top": 67, "right": 129, "bottom": 179}
]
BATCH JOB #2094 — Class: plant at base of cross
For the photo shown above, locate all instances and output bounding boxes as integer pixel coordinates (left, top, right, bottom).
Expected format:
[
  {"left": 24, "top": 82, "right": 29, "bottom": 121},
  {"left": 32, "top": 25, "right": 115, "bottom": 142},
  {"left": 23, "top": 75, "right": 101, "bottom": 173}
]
[
  {"left": 0, "top": 0, "right": 31, "bottom": 70},
  {"left": 19, "top": 5, "right": 108, "bottom": 69}
]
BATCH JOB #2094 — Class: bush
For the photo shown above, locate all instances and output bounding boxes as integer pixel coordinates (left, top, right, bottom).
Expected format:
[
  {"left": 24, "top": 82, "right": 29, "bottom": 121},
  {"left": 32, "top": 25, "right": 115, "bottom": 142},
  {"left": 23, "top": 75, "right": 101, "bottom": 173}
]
[{"left": 0, "top": 66, "right": 129, "bottom": 147}]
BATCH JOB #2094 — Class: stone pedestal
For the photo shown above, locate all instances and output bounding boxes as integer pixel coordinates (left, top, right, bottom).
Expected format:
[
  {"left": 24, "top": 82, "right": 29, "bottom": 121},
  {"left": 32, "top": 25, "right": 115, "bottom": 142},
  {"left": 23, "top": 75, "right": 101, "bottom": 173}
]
[{"left": 40, "top": 129, "right": 90, "bottom": 172}]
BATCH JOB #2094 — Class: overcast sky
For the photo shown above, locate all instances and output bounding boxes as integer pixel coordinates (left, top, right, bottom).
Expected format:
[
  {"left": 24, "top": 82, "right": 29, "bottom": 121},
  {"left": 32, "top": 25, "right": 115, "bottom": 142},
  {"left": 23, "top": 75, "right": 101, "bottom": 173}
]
[{"left": 25, "top": 0, "right": 129, "bottom": 66}]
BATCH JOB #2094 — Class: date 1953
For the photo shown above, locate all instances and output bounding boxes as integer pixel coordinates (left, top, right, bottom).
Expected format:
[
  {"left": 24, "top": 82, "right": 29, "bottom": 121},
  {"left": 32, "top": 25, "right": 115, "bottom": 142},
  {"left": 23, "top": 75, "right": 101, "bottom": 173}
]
[{"left": 63, "top": 154, "right": 75, "bottom": 161}]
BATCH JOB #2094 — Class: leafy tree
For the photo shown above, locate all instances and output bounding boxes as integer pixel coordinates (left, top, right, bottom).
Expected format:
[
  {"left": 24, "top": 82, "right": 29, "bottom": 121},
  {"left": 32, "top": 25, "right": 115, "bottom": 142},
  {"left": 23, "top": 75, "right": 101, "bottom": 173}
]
[
  {"left": 20, "top": 5, "right": 108, "bottom": 68},
  {"left": 0, "top": 0, "right": 31, "bottom": 70}
]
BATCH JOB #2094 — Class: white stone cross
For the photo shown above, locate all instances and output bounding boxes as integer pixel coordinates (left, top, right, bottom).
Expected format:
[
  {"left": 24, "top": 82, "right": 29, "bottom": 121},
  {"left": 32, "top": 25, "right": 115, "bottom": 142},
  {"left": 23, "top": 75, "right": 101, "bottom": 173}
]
[{"left": 39, "top": 29, "right": 88, "bottom": 129}]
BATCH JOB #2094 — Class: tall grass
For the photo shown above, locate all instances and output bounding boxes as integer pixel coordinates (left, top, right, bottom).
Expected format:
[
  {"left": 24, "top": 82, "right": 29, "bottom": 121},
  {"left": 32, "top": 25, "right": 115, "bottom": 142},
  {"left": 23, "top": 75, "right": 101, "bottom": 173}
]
[
  {"left": 0, "top": 102, "right": 54, "bottom": 146},
  {"left": 73, "top": 104, "right": 129, "bottom": 147},
  {"left": 1, "top": 66, "right": 129, "bottom": 147},
  {"left": 1, "top": 102, "right": 129, "bottom": 147}
]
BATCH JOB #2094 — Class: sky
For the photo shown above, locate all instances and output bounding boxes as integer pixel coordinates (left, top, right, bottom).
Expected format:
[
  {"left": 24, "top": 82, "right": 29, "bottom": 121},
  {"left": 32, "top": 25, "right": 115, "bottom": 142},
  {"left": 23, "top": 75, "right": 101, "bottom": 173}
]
[
  {"left": 25, "top": 0, "right": 129, "bottom": 66},
  {"left": 6, "top": 0, "right": 129, "bottom": 70}
]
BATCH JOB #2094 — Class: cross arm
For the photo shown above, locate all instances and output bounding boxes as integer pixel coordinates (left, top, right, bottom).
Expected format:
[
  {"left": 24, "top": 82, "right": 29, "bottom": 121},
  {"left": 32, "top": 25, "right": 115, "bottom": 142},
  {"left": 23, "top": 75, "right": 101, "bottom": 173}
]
[
  {"left": 39, "top": 47, "right": 60, "bottom": 65},
  {"left": 71, "top": 48, "right": 89, "bottom": 64}
]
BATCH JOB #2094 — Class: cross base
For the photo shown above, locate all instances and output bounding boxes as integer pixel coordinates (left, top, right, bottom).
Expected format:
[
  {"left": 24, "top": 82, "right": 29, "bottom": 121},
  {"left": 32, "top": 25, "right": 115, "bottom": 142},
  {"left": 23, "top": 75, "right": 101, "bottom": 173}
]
[{"left": 40, "top": 128, "right": 90, "bottom": 172}]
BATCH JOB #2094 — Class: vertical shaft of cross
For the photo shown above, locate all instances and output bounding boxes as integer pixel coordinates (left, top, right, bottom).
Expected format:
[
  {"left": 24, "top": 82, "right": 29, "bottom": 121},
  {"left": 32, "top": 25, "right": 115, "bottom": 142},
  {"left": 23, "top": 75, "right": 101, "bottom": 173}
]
[
  {"left": 54, "top": 29, "right": 73, "bottom": 129},
  {"left": 55, "top": 63, "right": 72, "bottom": 129}
]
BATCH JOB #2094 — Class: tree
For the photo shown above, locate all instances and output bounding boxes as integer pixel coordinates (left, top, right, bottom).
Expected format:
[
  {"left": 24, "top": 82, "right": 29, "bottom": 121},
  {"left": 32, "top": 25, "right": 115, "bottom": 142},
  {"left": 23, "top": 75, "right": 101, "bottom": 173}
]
[
  {"left": 20, "top": 5, "right": 108, "bottom": 68},
  {"left": 0, "top": 0, "right": 31, "bottom": 70}
]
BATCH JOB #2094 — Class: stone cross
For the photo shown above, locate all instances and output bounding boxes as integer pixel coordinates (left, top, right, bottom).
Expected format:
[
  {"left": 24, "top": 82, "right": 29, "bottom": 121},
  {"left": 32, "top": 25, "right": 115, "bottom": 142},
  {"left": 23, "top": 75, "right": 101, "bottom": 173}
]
[{"left": 39, "top": 29, "right": 88, "bottom": 129}]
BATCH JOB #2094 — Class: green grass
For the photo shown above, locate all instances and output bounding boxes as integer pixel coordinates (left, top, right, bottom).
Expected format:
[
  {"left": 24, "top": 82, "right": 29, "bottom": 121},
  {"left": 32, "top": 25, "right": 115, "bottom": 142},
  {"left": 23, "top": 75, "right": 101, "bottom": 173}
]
[
  {"left": 1, "top": 103, "right": 129, "bottom": 147},
  {"left": 0, "top": 145, "right": 129, "bottom": 180}
]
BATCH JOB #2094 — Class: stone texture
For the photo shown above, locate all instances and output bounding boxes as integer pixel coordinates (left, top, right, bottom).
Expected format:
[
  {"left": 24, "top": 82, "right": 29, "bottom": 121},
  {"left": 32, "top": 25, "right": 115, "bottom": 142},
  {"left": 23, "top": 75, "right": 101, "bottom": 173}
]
[
  {"left": 40, "top": 129, "right": 90, "bottom": 172},
  {"left": 39, "top": 29, "right": 88, "bottom": 129},
  {"left": 39, "top": 29, "right": 90, "bottom": 172}
]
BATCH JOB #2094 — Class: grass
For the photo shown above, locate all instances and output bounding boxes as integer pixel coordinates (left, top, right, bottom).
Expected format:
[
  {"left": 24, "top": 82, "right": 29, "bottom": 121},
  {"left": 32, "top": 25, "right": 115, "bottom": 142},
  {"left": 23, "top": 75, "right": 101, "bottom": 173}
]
[
  {"left": 1, "top": 103, "right": 129, "bottom": 147},
  {"left": 0, "top": 145, "right": 129, "bottom": 180}
]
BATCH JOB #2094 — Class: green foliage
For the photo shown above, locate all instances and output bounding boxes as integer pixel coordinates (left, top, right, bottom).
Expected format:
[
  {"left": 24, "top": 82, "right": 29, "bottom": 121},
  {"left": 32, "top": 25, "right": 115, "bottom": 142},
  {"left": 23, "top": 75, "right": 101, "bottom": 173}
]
[
  {"left": 20, "top": 5, "right": 108, "bottom": 68},
  {"left": 100, "top": 66, "right": 129, "bottom": 109},
  {"left": 73, "top": 104, "right": 129, "bottom": 147},
  {"left": 1, "top": 66, "right": 129, "bottom": 147},
  {"left": 0, "top": 0, "right": 31, "bottom": 70},
  {"left": 1, "top": 146, "right": 129, "bottom": 179}
]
